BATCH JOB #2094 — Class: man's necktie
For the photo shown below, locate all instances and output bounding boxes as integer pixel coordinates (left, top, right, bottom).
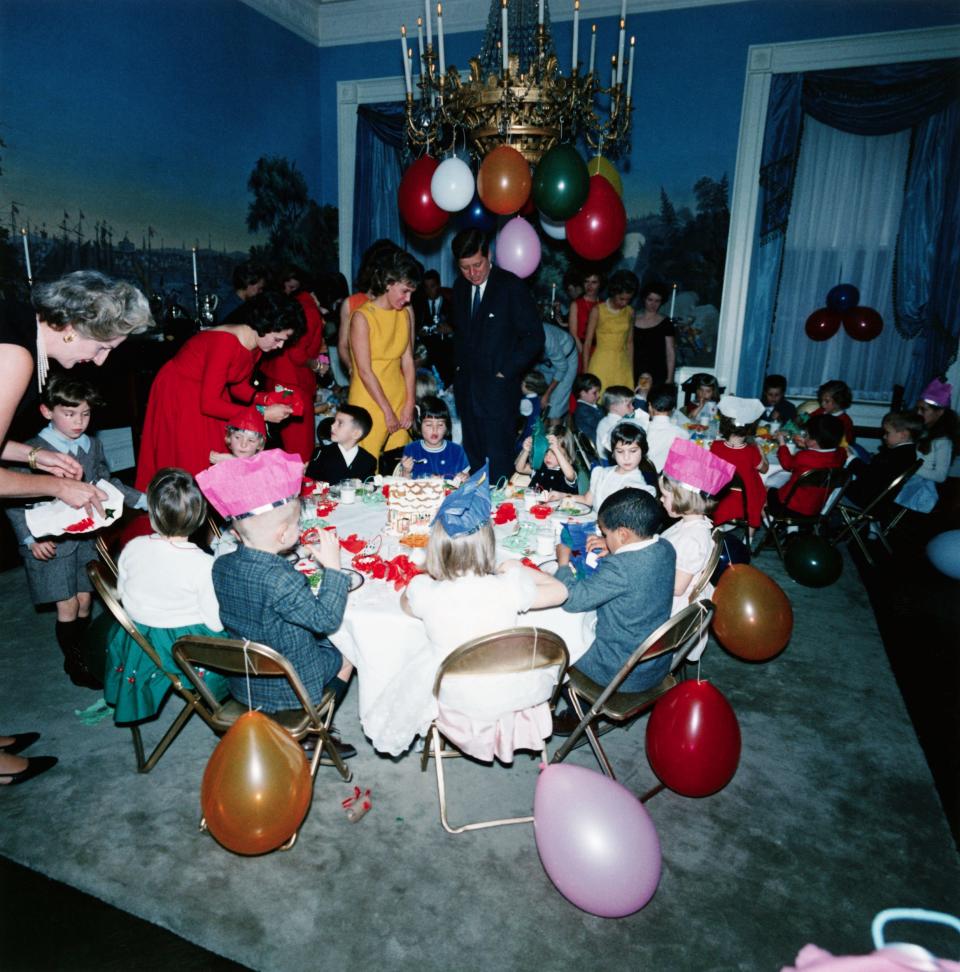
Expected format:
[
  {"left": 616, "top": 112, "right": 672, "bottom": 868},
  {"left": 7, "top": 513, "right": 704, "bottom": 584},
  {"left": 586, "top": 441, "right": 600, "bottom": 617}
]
[{"left": 471, "top": 285, "right": 481, "bottom": 321}]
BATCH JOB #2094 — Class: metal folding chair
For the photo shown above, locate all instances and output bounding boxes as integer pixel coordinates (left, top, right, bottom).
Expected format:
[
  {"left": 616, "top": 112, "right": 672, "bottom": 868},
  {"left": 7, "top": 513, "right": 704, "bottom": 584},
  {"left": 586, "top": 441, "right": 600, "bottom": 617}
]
[
  {"left": 94, "top": 535, "right": 119, "bottom": 578},
  {"left": 833, "top": 458, "right": 922, "bottom": 566},
  {"left": 420, "top": 626, "right": 568, "bottom": 834},
  {"left": 550, "top": 600, "right": 715, "bottom": 801}
]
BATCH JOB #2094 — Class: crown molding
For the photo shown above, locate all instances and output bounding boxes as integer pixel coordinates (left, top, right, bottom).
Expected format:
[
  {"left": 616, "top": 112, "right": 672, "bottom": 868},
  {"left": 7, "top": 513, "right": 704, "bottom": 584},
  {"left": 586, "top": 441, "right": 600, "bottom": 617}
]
[{"left": 242, "top": 0, "right": 756, "bottom": 49}]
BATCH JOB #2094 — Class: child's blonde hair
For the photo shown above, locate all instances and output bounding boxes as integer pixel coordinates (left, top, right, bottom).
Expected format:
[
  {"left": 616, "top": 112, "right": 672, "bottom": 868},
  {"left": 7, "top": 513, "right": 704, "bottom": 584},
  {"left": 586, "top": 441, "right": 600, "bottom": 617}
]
[
  {"left": 233, "top": 499, "right": 301, "bottom": 550},
  {"left": 658, "top": 473, "right": 718, "bottom": 516},
  {"left": 424, "top": 520, "right": 495, "bottom": 581}
]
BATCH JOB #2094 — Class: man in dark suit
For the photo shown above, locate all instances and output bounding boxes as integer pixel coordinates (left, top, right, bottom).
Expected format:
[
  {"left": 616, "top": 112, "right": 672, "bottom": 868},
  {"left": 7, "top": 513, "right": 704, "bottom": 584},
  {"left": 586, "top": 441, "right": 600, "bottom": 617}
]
[
  {"left": 411, "top": 269, "right": 455, "bottom": 385},
  {"left": 450, "top": 229, "right": 543, "bottom": 482}
]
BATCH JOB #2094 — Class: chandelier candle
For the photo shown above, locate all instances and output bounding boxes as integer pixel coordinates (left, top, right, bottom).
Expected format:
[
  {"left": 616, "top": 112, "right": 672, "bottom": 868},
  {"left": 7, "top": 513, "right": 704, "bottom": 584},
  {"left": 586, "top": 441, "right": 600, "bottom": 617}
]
[
  {"left": 572, "top": 0, "right": 580, "bottom": 71},
  {"left": 191, "top": 246, "right": 198, "bottom": 288},
  {"left": 437, "top": 4, "right": 445, "bottom": 75},
  {"left": 539, "top": 0, "right": 544, "bottom": 26},
  {"left": 669, "top": 283, "right": 677, "bottom": 320},
  {"left": 502, "top": 0, "right": 509, "bottom": 74},
  {"left": 20, "top": 228, "right": 32, "bottom": 284},
  {"left": 616, "top": 18, "right": 625, "bottom": 84},
  {"left": 626, "top": 35, "right": 635, "bottom": 102},
  {"left": 589, "top": 22, "right": 596, "bottom": 74},
  {"left": 401, "top": 26, "right": 412, "bottom": 94},
  {"left": 424, "top": 0, "right": 432, "bottom": 48},
  {"left": 417, "top": 17, "right": 424, "bottom": 73}
]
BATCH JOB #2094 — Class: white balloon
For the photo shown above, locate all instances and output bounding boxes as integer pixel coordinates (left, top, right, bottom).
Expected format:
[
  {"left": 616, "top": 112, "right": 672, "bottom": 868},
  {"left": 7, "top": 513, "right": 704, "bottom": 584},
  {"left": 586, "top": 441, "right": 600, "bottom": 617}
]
[
  {"left": 539, "top": 210, "right": 567, "bottom": 240},
  {"left": 430, "top": 158, "right": 475, "bottom": 213}
]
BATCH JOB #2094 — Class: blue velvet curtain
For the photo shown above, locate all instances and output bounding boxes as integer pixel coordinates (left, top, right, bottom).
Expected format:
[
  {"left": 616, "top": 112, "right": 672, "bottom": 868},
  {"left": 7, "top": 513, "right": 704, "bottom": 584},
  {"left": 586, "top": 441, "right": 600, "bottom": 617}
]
[
  {"left": 352, "top": 102, "right": 459, "bottom": 292},
  {"left": 737, "top": 58, "right": 960, "bottom": 402}
]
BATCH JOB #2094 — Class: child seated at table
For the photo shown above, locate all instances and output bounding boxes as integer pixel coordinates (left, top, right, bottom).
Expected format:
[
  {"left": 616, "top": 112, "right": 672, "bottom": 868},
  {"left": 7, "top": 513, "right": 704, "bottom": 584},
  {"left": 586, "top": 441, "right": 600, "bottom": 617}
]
[
  {"left": 548, "top": 422, "right": 656, "bottom": 510},
  {"left": 761, "top": 373, "right": 797, "bottom": 424},
  {"left": 517, "top": 370, "right": 547, "bottom": 447},
  {"left": 659, "top": 440, "right": 734, "bottom": 664},
  {"left": 710, "top": 396, "right": 768, "bottom": 536},
  {"left": 572, "top": 373, "right": 602, "bottom": 444},
  {"left": 399, "top": 395, "right": 469, "bottom": 481},
  {"left": 208, "top": 407, "right": 266, "bottom": 464},
  {"left": 198, "top": 450, "right": 356, "bottom": 757},
  {"left": 554, "top": 488, "right": 675, "bottom": 705},
  {"left": 683, "top": 373, "right": 720, "bottom": 423},
  {"left": 768, "top": 414, "right": 846, "bottom": 518},
  {"left": 843, "top": 411, "right": 921, "bottom": 511},
  {"left": 633, "top": 372, "right": 653, "bottom": 414},
  {"left": 595, "top": 385, "right": 641, "bottom": 461},
  {"left": 646, "top": 385, "right": 690, "bottom": 471},
  {"left": 514, "top": 420, "right": 579, "bottom": 495},
  {"left": 811, "top": 379, "right": 855, "bottom": 445},
  {"left": 306, "top": 404, "right": 376, "bottom": 485}
]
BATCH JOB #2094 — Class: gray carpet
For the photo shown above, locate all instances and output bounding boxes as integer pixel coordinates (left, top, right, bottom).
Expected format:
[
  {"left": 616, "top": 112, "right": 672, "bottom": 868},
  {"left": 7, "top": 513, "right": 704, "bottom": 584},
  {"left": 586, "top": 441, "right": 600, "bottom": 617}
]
[{"left": 1, "top": 549, "right": 957, "bottom": 971}]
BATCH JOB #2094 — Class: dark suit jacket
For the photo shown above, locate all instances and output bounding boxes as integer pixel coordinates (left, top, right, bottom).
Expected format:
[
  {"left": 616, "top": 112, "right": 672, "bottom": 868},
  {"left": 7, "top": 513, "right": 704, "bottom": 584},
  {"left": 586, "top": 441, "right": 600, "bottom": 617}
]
[
  {"left": 306, "top": 442, "right": 377, "bottom": 484},
  {"left": 451, "top": 265, "right": 543, "bottom": 420},
  {"left": 410, "top": 287, "right": 453, "bottom": 332}
]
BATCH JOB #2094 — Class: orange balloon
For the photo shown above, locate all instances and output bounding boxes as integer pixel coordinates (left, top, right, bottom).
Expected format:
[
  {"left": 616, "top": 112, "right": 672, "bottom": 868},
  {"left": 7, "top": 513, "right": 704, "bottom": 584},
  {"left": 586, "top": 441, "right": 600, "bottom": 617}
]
[
  {"left": 201, "top": 710, "right": 312, "bottom": 855},
  {"left": 477, "top": 145, "right": 532, "bottom": 216},
  {"left": 711, "top": 564, "right": 793, "bottom": 661}
]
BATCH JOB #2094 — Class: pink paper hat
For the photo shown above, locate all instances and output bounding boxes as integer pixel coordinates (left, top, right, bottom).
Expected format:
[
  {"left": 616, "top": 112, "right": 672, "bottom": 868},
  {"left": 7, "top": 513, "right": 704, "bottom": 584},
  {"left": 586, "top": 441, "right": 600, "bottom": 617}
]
[
  {"left": 197, "top": 449, "right": 304, "bottom": 520},
  {"left": 225, "top": 406, "right": 266, "bottom": 438},
  {"left": 663, "top": 438, "right": 736, "bottom": 496},
  {"left": 920, "top": 377, "right": 952, "bottom": 409}
]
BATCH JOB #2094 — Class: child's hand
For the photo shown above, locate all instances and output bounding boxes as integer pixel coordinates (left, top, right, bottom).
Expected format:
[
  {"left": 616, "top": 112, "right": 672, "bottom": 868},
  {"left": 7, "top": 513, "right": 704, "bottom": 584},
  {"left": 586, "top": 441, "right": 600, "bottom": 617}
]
[
  {"left": 497, "top": 559, "right": 522, "bottom": 574},
  {"left": 263, "top": 403, "right": 293, "bottom": 423},
  {"left": 521, "top": 436, "right": 533, "bottom": 453},
  {"left": 307, "top": 529, "right": 342, "bottom": 571},
  {"left": 556, "top": 543, "right": 572, "bottom": 567},
  {"left": 544, "top": 490, "right": 562, "bottom": 502},
  {"left": 30, "top": 540, "right": 57, "bottom": 561},
  {"left": 400, "top": 456, "right": 414, "bottom": 475},
  {"left": 453, "top": 470, "right": 469, "bottom": 485},
  {"left": 585, "top": 535, "right": 608, "bottom": 556},
  {"left": 776, "top": 433, "right": 787, "bottom": 446},
  {"left": 546, "top": 433, "right": 559, "bottom": 451}
]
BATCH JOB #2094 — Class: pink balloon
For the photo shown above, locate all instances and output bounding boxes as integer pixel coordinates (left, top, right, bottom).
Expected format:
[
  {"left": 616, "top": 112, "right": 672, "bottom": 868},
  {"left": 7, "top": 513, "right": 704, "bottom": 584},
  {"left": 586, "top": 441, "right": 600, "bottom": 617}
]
[
  {"left": 495, "top": 216, "right": 542, "bottom": 279},
  {"left": 533, "top": 763, "right": 661, "bottom": 917}
]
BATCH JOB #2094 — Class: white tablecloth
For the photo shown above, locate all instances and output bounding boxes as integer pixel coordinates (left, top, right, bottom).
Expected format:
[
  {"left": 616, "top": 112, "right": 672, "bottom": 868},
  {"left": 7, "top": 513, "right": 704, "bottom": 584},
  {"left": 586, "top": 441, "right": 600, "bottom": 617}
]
[{"left": 320, "top": 497, "right": 594, "bottom": 755}]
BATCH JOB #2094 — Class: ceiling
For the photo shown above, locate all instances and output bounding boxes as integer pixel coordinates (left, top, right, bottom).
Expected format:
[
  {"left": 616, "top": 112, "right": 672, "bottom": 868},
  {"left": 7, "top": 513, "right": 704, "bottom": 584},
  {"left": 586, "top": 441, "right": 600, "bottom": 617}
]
[{"left": 240, "top": 0, "right": 753, "bottom": 49}]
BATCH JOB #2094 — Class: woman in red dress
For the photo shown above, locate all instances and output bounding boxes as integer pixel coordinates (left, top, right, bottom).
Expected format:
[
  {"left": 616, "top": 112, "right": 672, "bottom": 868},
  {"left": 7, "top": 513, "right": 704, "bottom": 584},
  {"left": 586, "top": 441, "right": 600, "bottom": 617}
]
[
  {"left": 567, "top": 269, "right": 603, "bottom": 371},
  {"left": 135, "top": 292, "right": 304, "bottom": 490},
  {"left": 260, "top": 267, "right": 327, "bottom": 462}
]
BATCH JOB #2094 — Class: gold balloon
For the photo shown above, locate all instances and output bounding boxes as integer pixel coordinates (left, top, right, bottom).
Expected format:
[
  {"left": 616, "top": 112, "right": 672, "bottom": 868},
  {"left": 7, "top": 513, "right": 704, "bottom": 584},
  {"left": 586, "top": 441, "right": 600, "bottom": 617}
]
[
  {"left": 712, "top": 564, "right": 793, "bottom": 662},
  {"left": 201, "top": 711, "right": 312, "bottom": 855},
  {"left": 587, "top": 156, "right": 623, "bottom": 197},
  {"left": 477, "top": 145, "right": 532, "bottom": 216}
]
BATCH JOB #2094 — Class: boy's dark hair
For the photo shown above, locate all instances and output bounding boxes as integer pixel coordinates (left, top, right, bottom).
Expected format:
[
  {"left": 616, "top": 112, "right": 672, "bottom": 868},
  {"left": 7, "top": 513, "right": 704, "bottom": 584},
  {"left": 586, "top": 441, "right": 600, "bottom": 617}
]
[
  {"left": 338, "top": 404, "right": 373, "bottom": 439},
  {"left": 369, "top": 249, "right": 423, "bottom": 296},
  {"left": 451, "top": 228, "right": 490, "bottom": 262},
  {"left": 882, "top": 411, "right": 923, "bottom": 439},
  {"left": 818, "top": 379, "right": 852, "bottom": 410},
  {"left": 416, "top": 395, "right": 450, "bottom": 435},
  {"left": 245, "top": 291, "right": 306, "bottom": 339},
  {"left": 610, "top": 421, "right": 648, "bottom": 455},
  {"left": 41, "top": 374, "right": 102, "bottom": 409},
  {"left": 597, "top": 487, "right": 662, "bottom": 538},
  {"left": 573, "top": 373, "right": 601, "bottom": 397},
  {"left": 601, "top": 385, "right": 634, "bottom": 411},
  {"left": 422, "top": 268, "right": 441, "bottom": 285},
  {"left": 763, "top": 373, "right": 787, "bottom": 393},
  {"left": 805, "top": 413, "right": 844, "bottom": 450},
  {"left": 232, "top": 261, "right": 266, "bottom": 292},
  {"left": 648, "top": 384, "right": 677, "bottom": 413},
  {"left": 718, "top": 413, "right": 759, "bottom": 440},
  {"left": 522, "top": 370, "right": 548, "bottom": 395},
  {"left": 607, "top": 269, "right": 639, "bottom": 298},
  {"left": 147, "top": 467, "right": 207, "bottom": 537}
]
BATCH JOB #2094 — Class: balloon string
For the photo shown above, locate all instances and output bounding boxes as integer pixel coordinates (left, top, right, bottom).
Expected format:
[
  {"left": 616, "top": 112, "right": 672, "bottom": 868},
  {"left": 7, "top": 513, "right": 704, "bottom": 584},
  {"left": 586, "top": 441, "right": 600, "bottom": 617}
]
[{"left": 242, "top": 640, "right": 253, "bottom": 711}]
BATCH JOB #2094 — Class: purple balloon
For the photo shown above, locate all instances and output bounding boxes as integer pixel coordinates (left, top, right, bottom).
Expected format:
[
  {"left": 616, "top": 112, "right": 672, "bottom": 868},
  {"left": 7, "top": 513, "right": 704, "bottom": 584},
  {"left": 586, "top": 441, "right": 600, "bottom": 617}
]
[
  {"left": 495, "top": 216, "right": 542, "bottom": 279},
  {"left": 533, "top": 763, "right": 661, "bottom": 917}
]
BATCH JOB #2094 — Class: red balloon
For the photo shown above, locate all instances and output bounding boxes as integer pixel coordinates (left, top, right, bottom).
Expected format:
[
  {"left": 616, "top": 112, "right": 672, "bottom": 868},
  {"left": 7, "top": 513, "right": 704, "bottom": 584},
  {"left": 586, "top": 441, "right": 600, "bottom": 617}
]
[
  {"left": 843, "top": 306, "right": 884, "bottom": 342},
  {"left": 712, "top": 564, "right": 793, "bottom": 661},
  {"left": 477, "top": 146, "right": 532, "bottom": 216},
  {"left": 566, "top": 175, "right": 627, "bottom": 260},
  {"left": 804, "top": 307, "right": 843, "bottom": 342},
  {"left": 398, "top": 156, "right": 449, "bottom": 236},
  {"left": 519, "top": 195, "right": 536, "bottom": 217},
  {"left": 645, "top": 681, "right": 741, "bottom": 797}
]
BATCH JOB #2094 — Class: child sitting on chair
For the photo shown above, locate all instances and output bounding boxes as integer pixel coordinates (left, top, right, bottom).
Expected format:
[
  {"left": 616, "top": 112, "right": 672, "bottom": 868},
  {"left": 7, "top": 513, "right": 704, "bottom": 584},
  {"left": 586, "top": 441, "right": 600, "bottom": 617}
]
[
  {"left": 208, "top": 407, "right": 266, "bottom": 464},
  {"left": 305, "top": 404, "right": 376, "bottom": 485},
  {"left": 555, "top": 488, "right": 675, "bottom": 704},
  {"left": 595, "top": 385, "right": 642, "bottom": 462},
  {"left": 198, "top": 450, "right": 356, "bottom": 758},
  {"left": 514, "top": 420, "right": 579, "bottom": 495},
  {"left": 843, "top": 411, "right": 921, "bottom": 511},
  {"left": 399, "top": 395, "right": 469, "bottom": 481},
  {"left": 572, "top": 373, "right": 602, "bottom": 444},
  {"left": 769, "top": 413, "right": 846, "bottom": 518},
  {"left": 710, "top": 396, "right": 768, "bottom": 537},
  {"left": 646, "top": 384, "right": 690, "bottom": 472}
]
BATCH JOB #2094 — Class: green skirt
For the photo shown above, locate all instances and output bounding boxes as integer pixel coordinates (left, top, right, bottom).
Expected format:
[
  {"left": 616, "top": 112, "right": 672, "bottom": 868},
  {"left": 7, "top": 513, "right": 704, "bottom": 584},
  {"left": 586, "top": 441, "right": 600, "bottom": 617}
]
[{"left": 102, "top": 619, "right": 230, "bottom": 725}]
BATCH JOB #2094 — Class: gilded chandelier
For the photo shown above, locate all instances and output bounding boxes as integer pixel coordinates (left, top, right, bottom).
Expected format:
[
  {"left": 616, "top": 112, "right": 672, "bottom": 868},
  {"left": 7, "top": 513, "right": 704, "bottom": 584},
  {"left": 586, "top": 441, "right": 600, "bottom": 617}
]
[{"left": 399, "top": 0, "right": 635, "bottom": 164}]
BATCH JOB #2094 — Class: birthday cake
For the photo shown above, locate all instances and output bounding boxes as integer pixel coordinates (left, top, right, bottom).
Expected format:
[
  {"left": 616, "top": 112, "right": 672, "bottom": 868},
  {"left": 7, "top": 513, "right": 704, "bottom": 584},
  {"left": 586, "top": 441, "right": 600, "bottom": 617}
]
[{"left": 386, "top": 477, "right": 444, "bottom": 535}]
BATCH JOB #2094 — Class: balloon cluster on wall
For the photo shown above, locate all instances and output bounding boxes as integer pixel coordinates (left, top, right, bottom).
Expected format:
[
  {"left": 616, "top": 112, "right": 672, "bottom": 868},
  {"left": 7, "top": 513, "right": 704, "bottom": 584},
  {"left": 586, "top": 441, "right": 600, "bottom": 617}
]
[
  {"left": 804, "top": 284, "right": 884, "bottom": 343},
  {"left": 397, "top": 144, "right": 627, "bottom": 277}
]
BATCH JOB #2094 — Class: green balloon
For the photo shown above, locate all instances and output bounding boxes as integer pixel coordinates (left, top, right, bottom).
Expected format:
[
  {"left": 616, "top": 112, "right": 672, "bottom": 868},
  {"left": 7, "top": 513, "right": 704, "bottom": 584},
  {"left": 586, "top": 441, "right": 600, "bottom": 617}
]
[
  {"left": 784, "top": 535, "right": 843, "bottom": 588},
  {"left": 532, "top": 144, "right": 590, "bottom": 221}
]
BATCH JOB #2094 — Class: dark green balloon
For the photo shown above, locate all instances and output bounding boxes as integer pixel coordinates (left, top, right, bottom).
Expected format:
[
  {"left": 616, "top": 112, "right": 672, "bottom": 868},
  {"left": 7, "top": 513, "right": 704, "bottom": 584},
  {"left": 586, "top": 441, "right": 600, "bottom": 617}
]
[
  {"left": 532, "top": 144, "right": 589, "bottom": 221},
  {"left": 784, "top": 535, "right": 843, "bottom": 588}
]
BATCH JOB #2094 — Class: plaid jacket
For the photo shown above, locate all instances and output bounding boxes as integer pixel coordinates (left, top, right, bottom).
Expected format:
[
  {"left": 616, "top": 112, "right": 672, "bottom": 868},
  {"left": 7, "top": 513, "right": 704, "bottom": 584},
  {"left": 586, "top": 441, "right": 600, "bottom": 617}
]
[{"left": 212, "top": 544, "right": 347, "bottom": 712}]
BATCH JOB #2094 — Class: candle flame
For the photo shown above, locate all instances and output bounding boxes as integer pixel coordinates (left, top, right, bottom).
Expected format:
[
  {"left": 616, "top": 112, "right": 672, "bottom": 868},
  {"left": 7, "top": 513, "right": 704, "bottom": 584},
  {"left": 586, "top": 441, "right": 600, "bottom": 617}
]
[
  {"left": 437, "top": 2, "right": 442, "bottom": 13},
  {"left": 501, "top": 0, "right": 507, "bottom": 7},
  {"left": 630, "top": 35, "right": 635, "bottom": 45},
  {"left": 20, "top": 227, "right": 27, "bottom": 236},
  {"left": 619, "top": 17, "right": 625, "bottom": 28},
  {"left": 417, "top": 15, "right": 422, "bottom": 25},
  {"left": 592, "top": 23, "right": 596, "bottom": 32},
  {"left": 401, "top": 23, "right": 406, "bottom": 35},
  {"left": 574, "top": 0, "right": 579, "bottom": 8}
]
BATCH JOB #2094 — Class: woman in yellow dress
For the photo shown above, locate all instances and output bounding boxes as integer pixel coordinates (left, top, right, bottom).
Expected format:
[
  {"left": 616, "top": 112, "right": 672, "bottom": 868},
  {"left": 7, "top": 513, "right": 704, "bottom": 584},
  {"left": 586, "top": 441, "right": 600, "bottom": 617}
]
[
  {"left": 583, "top": 269, "right": 638, "bottom": 392},
  {"left": 348, "top": 249, "right": 420, "bottom": 458}
]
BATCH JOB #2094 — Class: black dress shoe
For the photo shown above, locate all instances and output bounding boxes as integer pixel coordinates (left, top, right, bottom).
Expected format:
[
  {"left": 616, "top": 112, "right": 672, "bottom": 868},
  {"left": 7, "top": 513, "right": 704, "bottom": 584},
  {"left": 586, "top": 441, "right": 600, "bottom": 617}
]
[
  {"left": 319, "top": 729, "right": 357, "bottom": 764},
  {"left": 0, "top": 732, "right": 41, "bottom": 755},
  {"left": 551, "top": 709, "right": 583, "bottom": 737},
  {"left": 0, "top": 756, "right": 58, "bottom": 785}
]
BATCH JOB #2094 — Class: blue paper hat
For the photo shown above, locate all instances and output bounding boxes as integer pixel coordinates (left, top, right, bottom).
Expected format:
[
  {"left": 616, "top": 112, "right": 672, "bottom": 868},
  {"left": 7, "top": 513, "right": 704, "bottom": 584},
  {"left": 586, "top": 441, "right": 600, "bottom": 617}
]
[{"left": 433, "top": 464, "right": 491, "bottom": 537}]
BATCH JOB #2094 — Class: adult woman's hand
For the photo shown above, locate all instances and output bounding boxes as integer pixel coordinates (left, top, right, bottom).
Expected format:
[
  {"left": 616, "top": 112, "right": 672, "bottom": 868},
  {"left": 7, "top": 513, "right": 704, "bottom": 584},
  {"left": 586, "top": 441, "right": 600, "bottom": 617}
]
[
  {"left": 56, "top": 478, "right": 108, "bottom": 516},
  {"left": 33, "top": 448, "right": 84, "bottom": 480},
  {"left": 263, "top": 403, "right": 293, "bottom": 423},
  {"left": 398, "top": 400, "right": 415, "bottom": 430},
  {"left": 384, "top": 407, "right": 401, "bottom": 435}
]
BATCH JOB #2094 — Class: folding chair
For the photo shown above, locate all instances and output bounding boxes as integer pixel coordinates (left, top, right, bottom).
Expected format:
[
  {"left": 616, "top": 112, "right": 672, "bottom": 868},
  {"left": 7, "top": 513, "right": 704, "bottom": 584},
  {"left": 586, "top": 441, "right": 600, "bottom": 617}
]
[
  {"left": 757, "top": 466, "right": 852, "bottom": 560},
  {"left": 715, "top": 472, "right": 752, "bottom": 545},
  {"left": 833, "top": 458, "right": 922, "bottom": 566},
  {"left": 687, "top": 528, "right": 723, "bottom": 605},
  {"left": 94, "top": 535, "right": 119, "bottom": 578},
  {"left": 550, "top": 600, "right": 715, "bottom": 800},
  {"left": 87, "top": 560, "right": 202, "bottom": 773},
  {"left": 420, "top": 626, "right": 568, "bottom": 834}
]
